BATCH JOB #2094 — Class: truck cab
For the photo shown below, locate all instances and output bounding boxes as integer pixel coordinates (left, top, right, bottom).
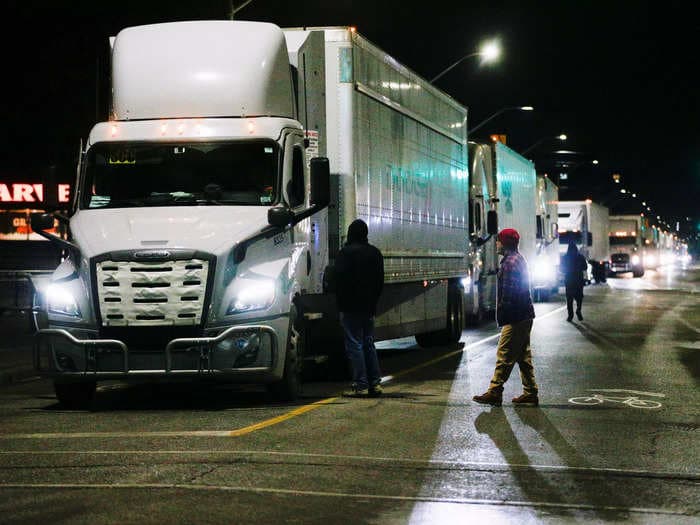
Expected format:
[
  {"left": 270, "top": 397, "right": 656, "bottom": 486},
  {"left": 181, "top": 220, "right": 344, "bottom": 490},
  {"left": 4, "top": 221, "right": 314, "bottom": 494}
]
[{"left": 31, "top": 21, "right": 330, "bottom": 406}]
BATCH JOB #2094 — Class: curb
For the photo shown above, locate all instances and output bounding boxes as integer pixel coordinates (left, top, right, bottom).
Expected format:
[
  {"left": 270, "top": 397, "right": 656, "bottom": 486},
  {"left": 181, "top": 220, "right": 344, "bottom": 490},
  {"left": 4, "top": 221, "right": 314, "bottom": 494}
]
[{"left": 0, "top": 366, "right": 39, "bottom": 387}]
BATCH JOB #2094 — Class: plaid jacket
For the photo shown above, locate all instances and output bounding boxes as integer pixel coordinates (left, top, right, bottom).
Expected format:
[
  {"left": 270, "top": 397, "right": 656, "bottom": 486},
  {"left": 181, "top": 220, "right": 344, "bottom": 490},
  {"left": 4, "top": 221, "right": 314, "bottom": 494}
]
[{"left": 497, "top": 250, "right": 535, "bottom": 327}]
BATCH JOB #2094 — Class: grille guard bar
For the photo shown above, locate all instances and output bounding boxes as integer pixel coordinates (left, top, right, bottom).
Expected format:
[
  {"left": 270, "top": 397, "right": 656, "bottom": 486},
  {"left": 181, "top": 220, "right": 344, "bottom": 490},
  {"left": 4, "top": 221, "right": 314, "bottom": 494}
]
[{"left": 34, "top": 325, "right": 277, "bottom": 376}]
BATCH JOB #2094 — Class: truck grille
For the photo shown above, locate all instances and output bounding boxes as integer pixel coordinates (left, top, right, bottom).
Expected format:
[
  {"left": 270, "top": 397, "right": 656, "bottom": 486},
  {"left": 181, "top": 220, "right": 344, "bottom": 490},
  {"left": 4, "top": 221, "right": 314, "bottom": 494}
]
[
  {"left": 611, "top": 253, "right": 629, "bottom": 263},
  {"left": 95, "top": 259, "right": 210, "bottom": 326}
]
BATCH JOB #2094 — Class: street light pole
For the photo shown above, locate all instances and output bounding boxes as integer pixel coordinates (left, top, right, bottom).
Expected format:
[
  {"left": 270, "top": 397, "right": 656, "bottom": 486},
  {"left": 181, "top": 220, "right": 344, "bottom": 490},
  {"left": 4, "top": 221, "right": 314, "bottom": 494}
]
[
  {"left": 522, "top": 134, "right": 567, "bottom": 156},
  {"left": 229, "top": 0, "right": 255, "bottom": 19},
  {"left": 430, "top": 39, "right": 501, "bottom": 83},
  {"left": 470, "top": 106, "right": 534, "bottom": 134}
]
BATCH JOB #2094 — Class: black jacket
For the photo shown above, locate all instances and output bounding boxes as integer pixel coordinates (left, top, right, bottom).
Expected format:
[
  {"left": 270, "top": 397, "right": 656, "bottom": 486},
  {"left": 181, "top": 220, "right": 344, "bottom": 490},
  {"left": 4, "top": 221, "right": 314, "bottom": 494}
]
[
  {"left": 335, "top": 240, "right": 384, "bottom": 315},
  {"left": 562, "top": 252, "right": 587, "bottom": 288}
]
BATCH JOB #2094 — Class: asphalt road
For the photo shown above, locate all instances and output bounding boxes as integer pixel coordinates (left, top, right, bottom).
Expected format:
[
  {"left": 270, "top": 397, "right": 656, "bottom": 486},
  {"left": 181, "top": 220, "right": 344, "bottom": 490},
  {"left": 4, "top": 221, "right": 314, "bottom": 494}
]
[{"left": 0, "top": 264, "right": 698, "bottom": 524}]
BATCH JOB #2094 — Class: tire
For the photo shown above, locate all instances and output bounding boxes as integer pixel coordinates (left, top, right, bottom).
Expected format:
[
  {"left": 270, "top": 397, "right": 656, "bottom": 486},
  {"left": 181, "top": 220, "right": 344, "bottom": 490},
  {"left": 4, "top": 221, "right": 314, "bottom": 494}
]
[
  {"left": 54, "top": 381, "right": 96, "bottom": 409},
  {"left": 632, "top": 269, "right": 644, "bottom": 278},
  {"left": 268, "top": 308, "right": 304, "bottom": 402}
]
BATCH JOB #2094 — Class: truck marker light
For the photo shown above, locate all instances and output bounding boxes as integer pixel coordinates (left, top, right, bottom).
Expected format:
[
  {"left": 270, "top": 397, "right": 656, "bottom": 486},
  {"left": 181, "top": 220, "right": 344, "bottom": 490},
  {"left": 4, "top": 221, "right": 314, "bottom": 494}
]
[
  {"left": 178, "top": 124, "right": 185, "bottom": 135},
  {"left": 247, "top": 121, "right": 255, "bottom": 134},
  {"left": 160, "top": 123, "right": 168, "bottom": 136},
  {"left": 110, "top": 125, "right": 118, "bottom": 137}
]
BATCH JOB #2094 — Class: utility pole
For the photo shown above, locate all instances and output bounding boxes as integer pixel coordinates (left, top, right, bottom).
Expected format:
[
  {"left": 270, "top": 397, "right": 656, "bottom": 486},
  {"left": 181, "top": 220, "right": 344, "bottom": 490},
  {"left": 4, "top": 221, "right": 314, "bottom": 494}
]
[{"left": 229, "top": 0, "right": 255, "bottom": 20}]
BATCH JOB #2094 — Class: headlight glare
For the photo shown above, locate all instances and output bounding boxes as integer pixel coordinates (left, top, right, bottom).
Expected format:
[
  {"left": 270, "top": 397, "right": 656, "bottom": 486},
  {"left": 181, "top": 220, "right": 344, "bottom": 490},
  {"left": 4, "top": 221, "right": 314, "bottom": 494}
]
[
  {"left": 46, "top": 283, "right": 81, "bottom": 318},
  {"left": 631, "top": 255, "right": 641, "bottom": 265},
  {"left": 227, "top": 279, "right": 276, "bottom": 314}
]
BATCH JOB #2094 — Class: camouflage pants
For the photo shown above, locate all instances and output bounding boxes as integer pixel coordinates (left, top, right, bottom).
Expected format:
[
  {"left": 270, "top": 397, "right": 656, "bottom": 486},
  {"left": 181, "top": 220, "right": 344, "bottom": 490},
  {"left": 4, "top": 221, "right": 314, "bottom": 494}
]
[{"left": 488, "top": 319, "right": 538, "bottom": 395}]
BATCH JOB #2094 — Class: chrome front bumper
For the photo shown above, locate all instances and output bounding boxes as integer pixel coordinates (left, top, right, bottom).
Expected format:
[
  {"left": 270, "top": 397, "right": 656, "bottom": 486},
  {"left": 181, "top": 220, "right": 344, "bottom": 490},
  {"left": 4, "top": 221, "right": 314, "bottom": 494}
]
[{"left": 34, "top": 325, "right": 278, "bottom": 379}]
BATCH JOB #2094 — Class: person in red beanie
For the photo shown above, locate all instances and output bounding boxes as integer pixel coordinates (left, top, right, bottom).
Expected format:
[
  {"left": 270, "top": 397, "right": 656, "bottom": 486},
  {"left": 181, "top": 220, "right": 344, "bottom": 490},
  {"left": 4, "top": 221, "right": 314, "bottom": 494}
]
[{"left": 473, "top": 228, "right": 539, "bottom": 406}]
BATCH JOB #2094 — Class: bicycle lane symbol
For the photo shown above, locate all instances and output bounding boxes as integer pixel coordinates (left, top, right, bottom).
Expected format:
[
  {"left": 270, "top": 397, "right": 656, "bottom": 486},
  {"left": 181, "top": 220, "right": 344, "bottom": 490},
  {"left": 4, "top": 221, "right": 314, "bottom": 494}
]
[{"left": 568, "top": 389, "right": 665, "bottom": 409}]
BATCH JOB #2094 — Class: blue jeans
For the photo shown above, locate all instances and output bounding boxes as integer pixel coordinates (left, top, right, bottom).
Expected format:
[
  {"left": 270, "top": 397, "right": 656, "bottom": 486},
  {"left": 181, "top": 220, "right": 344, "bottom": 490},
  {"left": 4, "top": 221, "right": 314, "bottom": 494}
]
[{"left": 340, "top": 312, "right": 381, "bottom": 390}]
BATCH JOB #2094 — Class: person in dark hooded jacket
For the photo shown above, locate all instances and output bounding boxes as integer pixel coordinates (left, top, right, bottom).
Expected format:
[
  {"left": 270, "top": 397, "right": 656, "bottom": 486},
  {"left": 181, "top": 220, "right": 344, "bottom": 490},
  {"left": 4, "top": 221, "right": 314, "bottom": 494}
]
[
  {"left": 335, "top": 219, "right": 384, "bottom": 397},
  {"left": 562, "top": 241, "right": 587, "bottom": 321}
]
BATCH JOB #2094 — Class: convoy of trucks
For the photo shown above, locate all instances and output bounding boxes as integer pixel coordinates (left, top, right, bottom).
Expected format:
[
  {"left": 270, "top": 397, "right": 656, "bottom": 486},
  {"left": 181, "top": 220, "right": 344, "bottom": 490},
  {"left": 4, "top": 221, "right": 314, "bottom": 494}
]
[{"left": 27, "top": 20, "right": 683, "bottom": 407}]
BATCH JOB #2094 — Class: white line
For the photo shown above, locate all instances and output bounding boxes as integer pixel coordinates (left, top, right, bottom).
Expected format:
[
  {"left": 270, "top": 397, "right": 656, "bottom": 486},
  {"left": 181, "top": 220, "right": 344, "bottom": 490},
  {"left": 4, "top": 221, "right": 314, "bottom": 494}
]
[
  {"left": 0, "top": 482, "right": 691, "bottom": 516},
  {"left": 1, "top": 449, "right": 695, "bottom": 481},
  {"left": 590, "top": 389, "right": 666, "bottom": 397}
]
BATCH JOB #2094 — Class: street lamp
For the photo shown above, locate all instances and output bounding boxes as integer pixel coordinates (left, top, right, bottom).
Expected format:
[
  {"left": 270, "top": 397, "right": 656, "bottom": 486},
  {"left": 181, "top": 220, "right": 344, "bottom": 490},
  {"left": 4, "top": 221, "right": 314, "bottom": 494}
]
[
  {"left": 470, "top": 106, "right": 534, "bottom": 134},
  {"left": 430, "top": 39, "right": 501, "bottom": 83},
  {"left": 522, "top": 134, "right": 567, "bottom": 155}
]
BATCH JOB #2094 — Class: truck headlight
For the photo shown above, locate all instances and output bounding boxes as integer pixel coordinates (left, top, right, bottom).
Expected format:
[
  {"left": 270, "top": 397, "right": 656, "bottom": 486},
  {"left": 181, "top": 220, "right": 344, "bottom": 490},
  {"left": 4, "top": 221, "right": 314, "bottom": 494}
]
[
  {"left": 631, "top": 255, "right": 641, "bottom": 265},
  {"left": 533, "top": 258, "right": 553, "bottom": 281},
  {"left": 227, "top": 279, "right": 276, "bottom": 314},
  {"left": 46, "top": 283, "right": 81, "bottom": 318},
  {"left": 645, "top": 254, "right": 656, "bottom": 266}
]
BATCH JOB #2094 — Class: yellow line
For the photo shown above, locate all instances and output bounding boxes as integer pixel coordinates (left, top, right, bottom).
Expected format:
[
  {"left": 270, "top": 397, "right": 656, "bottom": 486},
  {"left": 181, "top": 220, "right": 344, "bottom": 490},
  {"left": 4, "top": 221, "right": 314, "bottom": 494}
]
[{"left": 227, "top": 397, "right": 338, "bottom": 436}]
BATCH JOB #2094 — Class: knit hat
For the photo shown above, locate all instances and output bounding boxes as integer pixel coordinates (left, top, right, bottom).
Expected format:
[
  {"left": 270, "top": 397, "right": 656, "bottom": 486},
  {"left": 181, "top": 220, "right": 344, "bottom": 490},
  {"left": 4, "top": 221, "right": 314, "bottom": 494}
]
[{"left": 497, "top": 228, "right": 520, "bottom": 247}]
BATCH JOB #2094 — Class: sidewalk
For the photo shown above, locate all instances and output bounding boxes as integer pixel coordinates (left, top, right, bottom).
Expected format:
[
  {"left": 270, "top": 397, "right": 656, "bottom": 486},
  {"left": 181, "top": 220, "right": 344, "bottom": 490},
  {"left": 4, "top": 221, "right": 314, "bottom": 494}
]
[
  {"left": 0, "top": 310, "right": 37, "bottom": 386},
  {"left": 0, "top": 279, "right": 38, "bottom": 386}
]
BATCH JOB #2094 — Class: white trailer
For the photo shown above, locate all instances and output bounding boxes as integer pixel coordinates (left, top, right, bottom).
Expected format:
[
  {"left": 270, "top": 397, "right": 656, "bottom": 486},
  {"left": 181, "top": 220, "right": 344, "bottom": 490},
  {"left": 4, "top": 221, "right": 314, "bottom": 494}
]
[
  {"left": 558, "top": 200, "right": 609, "bottom": 283},
  {"left": 30, "top": 22, "right": 473, "bottom": 406}
]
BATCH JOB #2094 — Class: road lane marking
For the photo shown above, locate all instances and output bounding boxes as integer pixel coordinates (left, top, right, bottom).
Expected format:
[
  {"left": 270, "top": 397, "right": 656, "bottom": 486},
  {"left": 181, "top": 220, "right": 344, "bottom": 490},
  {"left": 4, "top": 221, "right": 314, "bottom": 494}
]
[
  {"left": 0, "top": 449, "right": 697, "bottom": 481},
  {"left": 0, "top": 482, "right": 692, "bottom": 516},
  {"left": 1, "top": 306, "right": 566, "bottom": 440}
]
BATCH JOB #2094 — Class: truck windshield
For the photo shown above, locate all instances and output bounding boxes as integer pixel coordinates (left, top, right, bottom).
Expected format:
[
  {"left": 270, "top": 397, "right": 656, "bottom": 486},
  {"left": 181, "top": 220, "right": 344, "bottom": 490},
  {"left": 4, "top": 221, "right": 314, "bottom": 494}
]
[
  {"left": 82, "top": 141, "right": 279, "bottom": 209},
  {"left": 609, "top": 236, "right": 637, "bottom": 246}
]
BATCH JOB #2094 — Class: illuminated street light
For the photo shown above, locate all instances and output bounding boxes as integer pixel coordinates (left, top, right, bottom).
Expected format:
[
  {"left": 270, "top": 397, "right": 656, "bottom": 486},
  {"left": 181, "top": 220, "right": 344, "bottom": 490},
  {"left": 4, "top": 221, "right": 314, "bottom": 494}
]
[
  {"left": 620, "top": 189, "right": 627, "bottom": 194},
  {"left": 470, "top": 106, "right": 534, "bottom": 134},
  {"left": 522, "top": 134, "right": 567, "bottom": 155},
  {"left": 431, "top": 38, "right": 502, "bottom": 83}
]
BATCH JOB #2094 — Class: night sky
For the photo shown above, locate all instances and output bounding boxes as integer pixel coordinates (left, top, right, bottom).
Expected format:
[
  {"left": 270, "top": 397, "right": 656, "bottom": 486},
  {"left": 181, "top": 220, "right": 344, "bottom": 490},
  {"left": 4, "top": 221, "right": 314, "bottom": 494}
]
[{"left": 4, "top": 1, "right": 699, "bottom": 242}]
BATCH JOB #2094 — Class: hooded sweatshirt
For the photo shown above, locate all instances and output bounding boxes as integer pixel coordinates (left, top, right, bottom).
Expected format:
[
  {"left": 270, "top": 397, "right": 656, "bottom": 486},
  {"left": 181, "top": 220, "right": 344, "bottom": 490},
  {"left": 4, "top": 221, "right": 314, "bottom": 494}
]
[{"left": 334, "top": 219, "right": 384, "bottom": 315}]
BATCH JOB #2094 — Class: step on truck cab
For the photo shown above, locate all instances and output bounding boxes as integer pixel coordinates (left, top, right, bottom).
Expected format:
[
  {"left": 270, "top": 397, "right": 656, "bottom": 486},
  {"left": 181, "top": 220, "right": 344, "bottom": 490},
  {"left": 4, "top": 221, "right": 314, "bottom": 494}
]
[{"left": 31, "top": 21, "right": 477, "bottom": 407}]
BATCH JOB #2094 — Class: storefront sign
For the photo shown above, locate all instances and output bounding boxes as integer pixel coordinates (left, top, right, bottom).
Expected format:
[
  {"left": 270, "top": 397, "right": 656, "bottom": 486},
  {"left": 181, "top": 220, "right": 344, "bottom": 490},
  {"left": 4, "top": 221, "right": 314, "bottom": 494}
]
[{"left": 0, "top": 183, "right": 71, "bottom": 203}]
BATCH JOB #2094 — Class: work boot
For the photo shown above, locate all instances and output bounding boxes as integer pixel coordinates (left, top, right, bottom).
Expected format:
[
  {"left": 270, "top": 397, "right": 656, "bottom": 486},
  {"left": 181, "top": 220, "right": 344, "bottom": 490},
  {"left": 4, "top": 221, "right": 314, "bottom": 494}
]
[
  {"left": 369, "top": 385, "right": 383, "bottom": 398},
  {"left": 576, "top": 311, "right": 583, "bottom": 321},
  {"left": 472, "top": 390, "right": 502, "bottom": 407},
  {"left": 342, "top": 384, "right": 369, "bottom": 398},
  {"left": 566, "top": 315, "right": 573, "bottom": 322},
  {"left": 512, "top": 392, "right": 539, "bottom": 406}
]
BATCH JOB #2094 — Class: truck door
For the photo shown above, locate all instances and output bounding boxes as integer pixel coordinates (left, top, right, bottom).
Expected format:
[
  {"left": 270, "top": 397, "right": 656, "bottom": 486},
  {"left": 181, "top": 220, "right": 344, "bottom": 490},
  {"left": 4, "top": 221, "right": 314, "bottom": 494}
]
[{"left": 282, "top": 132, "right": 314, "bottom": 293}]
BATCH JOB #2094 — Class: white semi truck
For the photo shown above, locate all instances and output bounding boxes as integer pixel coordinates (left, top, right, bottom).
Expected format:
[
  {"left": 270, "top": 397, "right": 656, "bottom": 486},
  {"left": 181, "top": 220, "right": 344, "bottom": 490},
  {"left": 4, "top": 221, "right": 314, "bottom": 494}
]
[
  {"left": 466, "top": 140, "right": 537, "bottom": 319},
  {"left": 608, "top": 214, "right": 645, "bottom": 277},
  {"left": 30, "top": 21, "right": 480, "bottom": 406},
  {"left": 558, "top": 200, "right": 610, "bottom": 283},
  {"left": 533, "top": 174, "right": 559, "bottom": 300}
]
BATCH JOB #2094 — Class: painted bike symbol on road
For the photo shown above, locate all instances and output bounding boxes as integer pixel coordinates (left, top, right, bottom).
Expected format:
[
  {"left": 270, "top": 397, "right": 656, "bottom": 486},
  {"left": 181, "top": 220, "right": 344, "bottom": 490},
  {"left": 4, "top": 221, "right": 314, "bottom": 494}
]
[{"left": 568, "top": 389, "right": 664, "bottom": 409}]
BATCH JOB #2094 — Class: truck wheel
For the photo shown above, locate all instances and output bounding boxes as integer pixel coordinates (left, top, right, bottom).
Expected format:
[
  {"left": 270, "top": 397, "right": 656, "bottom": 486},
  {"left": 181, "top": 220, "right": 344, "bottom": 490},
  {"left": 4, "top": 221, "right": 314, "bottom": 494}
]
[
  {"left": 632, "top": 269, "right": 645, "bottom": 278},
  {"left": 268, "top": 309, "right": 304, "bottom": 402},
  {"left": 54, "top": 381, "right": 96, "bottom": 409}
]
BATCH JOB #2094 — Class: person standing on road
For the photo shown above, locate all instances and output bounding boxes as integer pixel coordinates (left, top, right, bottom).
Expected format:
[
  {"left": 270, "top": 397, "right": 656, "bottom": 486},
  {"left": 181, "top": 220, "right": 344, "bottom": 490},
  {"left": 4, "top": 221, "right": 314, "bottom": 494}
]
[
  {"left": 473, "top": 228, "right": 538, "bottom": 407},
  {"left": 562, "top": 241, "right": 587, "bottom": 322},
  {"left": 335, "top": 218, "right": 384, "bottom": 397}
]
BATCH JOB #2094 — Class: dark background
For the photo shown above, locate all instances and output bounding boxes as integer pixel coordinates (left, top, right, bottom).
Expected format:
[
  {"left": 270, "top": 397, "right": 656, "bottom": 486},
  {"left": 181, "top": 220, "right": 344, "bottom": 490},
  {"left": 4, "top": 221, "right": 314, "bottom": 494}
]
[{"left": 3, "top": 0, "right": 699, "bottom": 247}]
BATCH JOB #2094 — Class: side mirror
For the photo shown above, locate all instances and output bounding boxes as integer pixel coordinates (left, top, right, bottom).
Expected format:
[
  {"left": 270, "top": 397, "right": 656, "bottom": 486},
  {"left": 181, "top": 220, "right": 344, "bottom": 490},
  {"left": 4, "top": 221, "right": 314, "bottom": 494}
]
[
  {"left": 486, "top": 210, "right": 498, "bottom": 235},
  {"left": 310, "top": 157, "right": 330, "bottom": 209},
  {"left": 268, "top": 207, "right": 294, "bottom": 228},
  {"left": 30, "top": 213, "right": 56, "bottom": 232}
]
